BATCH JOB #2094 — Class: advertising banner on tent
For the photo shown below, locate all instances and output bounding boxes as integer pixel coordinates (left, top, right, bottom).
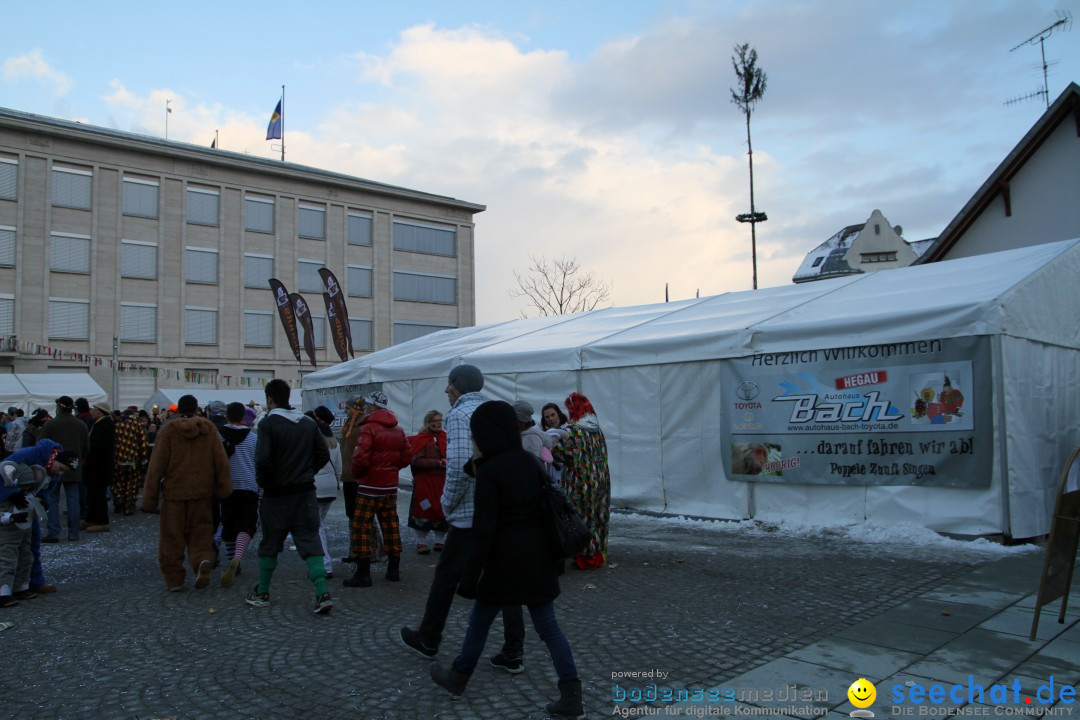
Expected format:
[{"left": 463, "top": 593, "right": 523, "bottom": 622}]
[
  {"left": 300, "top": 382, "right": 382, "bottom": 429},
  {"left": 318, "top": 268, "right": 354, "bottom": 361},
  {"left": 720, "top": 336, "right": 992, "bottom": 487},
  {"left": 290, "top": 293, "right": 318, "bottom": 367},
  {"left": 269, "top": 279, "right": 302, "bottom": 364}
]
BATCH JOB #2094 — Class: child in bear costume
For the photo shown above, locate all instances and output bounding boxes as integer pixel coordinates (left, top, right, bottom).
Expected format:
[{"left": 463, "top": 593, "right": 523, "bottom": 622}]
[{"left": 0, "top": 461, "right": 49, "bottom": 607}]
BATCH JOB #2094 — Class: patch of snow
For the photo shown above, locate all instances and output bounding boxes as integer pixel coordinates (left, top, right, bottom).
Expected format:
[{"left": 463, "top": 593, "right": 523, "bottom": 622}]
[{"left": 612, "top": 512, "right": 1037, "bottom": 555}]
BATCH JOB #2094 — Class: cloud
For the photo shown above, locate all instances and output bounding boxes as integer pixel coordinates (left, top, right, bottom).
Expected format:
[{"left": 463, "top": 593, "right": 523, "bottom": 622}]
[{"left": 2, "top": 49, "right": 72, "bottom": 96}]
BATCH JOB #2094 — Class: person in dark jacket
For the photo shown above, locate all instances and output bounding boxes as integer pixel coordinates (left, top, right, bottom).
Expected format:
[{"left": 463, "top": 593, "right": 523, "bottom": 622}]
[
  {"left": 344, "top": 391, "right": 411, "bottom": 588},
  {"left": 429, "top": 400, "right": 583, "bottom": 718},
  {"left": 41, "top": 396, "right": 90, "bottom": 542},
  {"left": 83, "top": 401, "right": 115, "bottom": 532},
  {"left": 246, "top": 379, "right": 332, "bottom": 614}
]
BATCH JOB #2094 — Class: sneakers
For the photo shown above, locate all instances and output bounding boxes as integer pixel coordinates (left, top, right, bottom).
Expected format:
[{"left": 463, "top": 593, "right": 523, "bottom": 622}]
[
  {"left": 398, "top": 626, "right": 438, "bottom": 658},
  {"left": 220, "top": 558, "right": 239, "bottom": 588},
  {"left": 490, "top": 652, "right": 525, "bottom": 674},
  {"left": 416, "top": 544, "right": 431, "bottom": 554},
  {"left": 194, "top": 560, "right": 211, "bottom": 589},
  {"left": 313, "top": 593, "right": 333, "bottom": 614},
  {"left": 245, "top": 586, "right": 270, "bottom": 607}
]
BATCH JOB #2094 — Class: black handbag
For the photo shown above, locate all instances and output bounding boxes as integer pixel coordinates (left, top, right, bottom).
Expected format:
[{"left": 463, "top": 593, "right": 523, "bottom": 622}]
[{"left": 534, "top": 457, "right": 589, "bottom": 559}]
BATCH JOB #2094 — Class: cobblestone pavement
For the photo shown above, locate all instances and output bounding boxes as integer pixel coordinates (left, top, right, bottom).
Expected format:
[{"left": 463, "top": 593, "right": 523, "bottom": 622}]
[{"left": 2, "top": 494, "right": 1018, "bottom": 720}]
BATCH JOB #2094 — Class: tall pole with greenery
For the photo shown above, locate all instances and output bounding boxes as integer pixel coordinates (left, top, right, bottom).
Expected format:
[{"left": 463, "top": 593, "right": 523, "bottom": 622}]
[{"left": 731, "top": 43, "right": 768, "bottom": 290}]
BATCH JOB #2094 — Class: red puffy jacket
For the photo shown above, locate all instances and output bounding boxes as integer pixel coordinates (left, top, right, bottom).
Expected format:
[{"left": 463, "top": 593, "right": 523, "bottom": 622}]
[{"left": 352, "top": 408, "right": 411, "bottom": 496}]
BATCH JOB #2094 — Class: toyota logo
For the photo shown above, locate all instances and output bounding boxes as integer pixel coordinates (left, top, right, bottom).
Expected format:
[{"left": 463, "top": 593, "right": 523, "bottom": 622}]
[{"left": 736, "top": 381, "right": 760, "bottom": 401}]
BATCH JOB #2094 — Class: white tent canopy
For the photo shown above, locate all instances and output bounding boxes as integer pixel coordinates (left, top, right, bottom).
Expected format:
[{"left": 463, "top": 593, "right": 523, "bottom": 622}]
[
  {"left": 144, "top": 388, "right": 266, "bottom": 412},
  {"left": 1, "top": 373, "right": 109, "bottom": 412},
  {"left": 303, "top": 239, "right": 1080, "bottom": 539}
]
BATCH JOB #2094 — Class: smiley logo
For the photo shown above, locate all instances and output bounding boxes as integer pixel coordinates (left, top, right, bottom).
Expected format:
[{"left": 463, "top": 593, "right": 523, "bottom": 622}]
[{"left": 848, "top": 678, "right": 876, "bottom": 709}]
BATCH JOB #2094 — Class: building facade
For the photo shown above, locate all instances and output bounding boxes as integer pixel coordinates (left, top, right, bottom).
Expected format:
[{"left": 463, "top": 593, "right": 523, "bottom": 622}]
[{"left": 0, "top": 107, "right": 484, "bottom": 407}]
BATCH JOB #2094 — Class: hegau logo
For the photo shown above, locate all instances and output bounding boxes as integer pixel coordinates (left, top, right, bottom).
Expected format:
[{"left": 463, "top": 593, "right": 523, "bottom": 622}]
[{"left": 737, "top": 381, "right": 760, "bottom": 401}]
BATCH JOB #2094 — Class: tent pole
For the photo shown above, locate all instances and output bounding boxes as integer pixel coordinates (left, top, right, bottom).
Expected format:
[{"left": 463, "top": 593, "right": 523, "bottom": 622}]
[{"left": 991, "top": 334, "right": 1012, "bottom": 539}]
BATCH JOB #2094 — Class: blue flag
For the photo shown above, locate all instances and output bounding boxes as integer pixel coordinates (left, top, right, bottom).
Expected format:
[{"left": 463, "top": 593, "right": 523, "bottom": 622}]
[{"left": 266, "top": 100, "right": 282, "bottom": 140}]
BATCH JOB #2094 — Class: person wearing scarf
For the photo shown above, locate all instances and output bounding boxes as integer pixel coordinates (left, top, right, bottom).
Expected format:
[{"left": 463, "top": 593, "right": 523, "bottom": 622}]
[{"left": 552, "top": 392, "right": 612, "bottom": 571}]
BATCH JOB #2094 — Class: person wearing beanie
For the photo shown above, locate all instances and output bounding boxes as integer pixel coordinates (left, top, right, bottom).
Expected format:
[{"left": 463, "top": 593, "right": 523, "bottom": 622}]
[
  {"left": 142, "top": 394, "right": 232, "bottom": 591},
  {"left": 83, "top": 402, "right": 116, "bottom": 532},
  {"left": 400, "top": 364, "right": 527, "bottom": 675},
  {"left": 343, "top": 392, "right": 410, "bottom": 588}
]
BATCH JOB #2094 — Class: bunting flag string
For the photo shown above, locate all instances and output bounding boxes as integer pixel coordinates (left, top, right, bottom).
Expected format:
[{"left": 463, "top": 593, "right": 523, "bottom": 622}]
[{"left": 7, "top": 337, "right": 299, "bottom": 389}]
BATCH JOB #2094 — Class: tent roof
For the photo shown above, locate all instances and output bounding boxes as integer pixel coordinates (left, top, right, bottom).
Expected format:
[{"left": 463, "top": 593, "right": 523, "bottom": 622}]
[
  {"left": 304, "top": 238, "right": 1080, "bottom": 389},
  {"left": 16, "top": 373, "right": 108, "bottom": 409}
]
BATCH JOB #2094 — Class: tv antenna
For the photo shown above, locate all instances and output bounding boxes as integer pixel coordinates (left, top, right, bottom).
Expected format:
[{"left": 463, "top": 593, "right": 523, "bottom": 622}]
[{"left": 1005, "top": 11, "right": 1071, "bottom": 109}]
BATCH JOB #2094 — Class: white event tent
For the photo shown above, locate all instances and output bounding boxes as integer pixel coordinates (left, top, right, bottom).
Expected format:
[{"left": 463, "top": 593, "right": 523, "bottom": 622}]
[
  {"left": 302, "top": 239, "right": 1080, "bottom": 539},
  {"left": 0, "top": 373, "right": 109, "bottom": 412}
]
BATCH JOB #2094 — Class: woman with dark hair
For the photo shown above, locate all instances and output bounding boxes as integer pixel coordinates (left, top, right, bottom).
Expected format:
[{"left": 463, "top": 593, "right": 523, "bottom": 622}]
[
  {"left": 429, "top": 400, "right": 583, "bottom": 718},
  {"left": 406, "top": 409, "right": 448, "bottom": 554},
  {"left": 540, "top": 403, "right": 569, "bottom": 432},
  {"left": 552, "top": 392, "right": 611, "bottom": 571}
]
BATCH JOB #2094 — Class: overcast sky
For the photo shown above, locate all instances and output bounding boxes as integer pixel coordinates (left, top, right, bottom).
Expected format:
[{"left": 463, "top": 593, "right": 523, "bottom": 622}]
[{"left": 4, "top": 0, "right": 1077, "bottom": 322}]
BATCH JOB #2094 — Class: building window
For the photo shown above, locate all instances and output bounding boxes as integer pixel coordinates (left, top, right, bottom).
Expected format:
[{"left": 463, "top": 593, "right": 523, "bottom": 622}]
[
  {"left": 186, "top": 247, "right": 219, "bottom": 284},
  {"left": 874, "top": 223, "right": 881, "bottom": 236},
  {"left": 185, "top": 307, "right": 218, "bottom": 345},
  {"left": 120, "top": 303, "right": 156, "bottom": 342},
  {"left": 347, "top": 265, "right": 373, "bottom": 297},
  {"left": 811, "top": 257, "right": 824, "bottom": 268},
  {"left": 349, "top": 318, "right": 373, "bottom": 351},
  {"left": 348, "top": 212, "right": 372, "bottom": 246},
  {"left": 245, "top": 195, "right": 275, "bottom": 233},
  {"left": 122, "top": 177, "right": 159, "bottom": 218},
  {"left": 0, "top": 295, "right": 13, "bottom": 335},
  {"left": 244, "top": 311, "right": 274, "bottom": 347},
  {"left": 0, "top": 158, "right": 16, "bottom": 201},
  {"left": 393, "top": 220, "right": 456, "bottom": 257},
  {"left": 244, "top": 254, "right": 274, "bottom": 288},
  {"left": 52, "top": 166, "right": 92, "bottom": 209},
  {"left": 0, "top": 226, "right": 14, "bottom": 267},
  {"left": 310, "top": 314, "right": 326, "bottom": 349},
  {"left": 860, "top": 251, "right": 897, "bottom": 264},
  {"left": 393, "top": 271, "right": 456, "bottom": 304},
  {"left": 186, "top": 186, "right": 220, "bottom": 226},
  {"left": 393, "top": 321, "right": 455, "bottom": 345},
  {"left": 297, "top": 259, "right": 323, "bottom": 293},
  {"left": 50, "top": 233, "right": 91, "bottom": 274},
  {"left": 243, "top": 368, "right": 274, "bottom": 383},
  {"left": 298, "top": 204, "right": 326, "bottom": 239},
  {"left": 48, "top": 298, "right": 90, "bottom": 339},
  {"left": 121, "top": 240, "right": 157, "bottom": 279}
]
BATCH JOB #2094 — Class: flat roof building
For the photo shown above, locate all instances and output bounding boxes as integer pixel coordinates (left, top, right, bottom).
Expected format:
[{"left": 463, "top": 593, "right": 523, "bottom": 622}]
[{"left": 0, "top": 107, "right": 484, "bottom": 407}]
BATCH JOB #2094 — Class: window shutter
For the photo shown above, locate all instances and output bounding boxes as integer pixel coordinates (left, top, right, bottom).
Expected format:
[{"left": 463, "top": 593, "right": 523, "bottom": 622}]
[
  {"left": 123, "top": 180, "right": 158, "bottom": 218},
  {"left": 121, "top": 243, "right": 157, "bottom": 279},
  {"left": 393, "top": 221, "right": 455, "bottom": 256},
  {"left": 186, "top": 188, "right": 219, "bottom": 225},
  {"left": 244, "top": 255, "right": 274, "bottom": 288},
  {"left": 0, "top": 298, "right": 13, "bottom": 335},
  {"left": 349, "top": 318, "right": 373, "bottom": 350},
  {"left": 298, "top": 205, "right": 326, "bottom": 239},
  {"left": 52, "top": 168, "right": 92, "bottom": 209},
  {"left": 186, "top": 249, "right": 218, "bottom": 284},
  {"left": 121, "top": 305, "right": 156, "bottom": 342},
  {"left": 48, "top": 300, "right": 90, "bottom": 339},
  {"left": 347, "top": 266, "right": 373, "bottom": 297},
  {"left": 244, "top": 312, "right": 274, "bottom": 346},
  {"left": 245, "top": 197, "right": 275, "bottom": 233},
  {"left": 393, "top": 271, "right": 456, "bottom": 304},
  {"left": 50, "top": 234, "right": 91, "bottom": 273},
  {"left": 297, "top": 260, "right": 323, "bottom": 292},
  {"left": 0, "top": 161, "right": 16, "bottom": 200},
  {"left": 0, "top": 228, "right": 14, "bottom": 266},
  {"left": 348, "top": 213, "right": 372, "bottom": 246}
]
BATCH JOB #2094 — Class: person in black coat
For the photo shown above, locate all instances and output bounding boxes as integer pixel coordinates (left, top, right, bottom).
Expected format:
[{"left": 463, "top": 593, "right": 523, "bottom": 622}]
[
  {"left": 84, "top": 401, "right": 116, "bottom": 532},
  {"left": 429, "top": 400, "right": 583, "bottom": 718}
]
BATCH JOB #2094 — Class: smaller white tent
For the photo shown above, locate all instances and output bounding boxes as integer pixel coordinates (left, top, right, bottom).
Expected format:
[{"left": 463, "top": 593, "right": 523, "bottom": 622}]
[
  {"left": 2, "top": 373, "right": 108, "bottom": 412},
  {"left": 144, "top": 388, "right": 265, "bottom": 412}
]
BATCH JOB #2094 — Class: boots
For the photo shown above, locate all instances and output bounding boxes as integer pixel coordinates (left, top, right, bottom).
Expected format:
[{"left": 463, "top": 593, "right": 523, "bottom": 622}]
[
  {"left": 342, "top": 561, "right": 372, "bottom": 587},
  {"left": 546, "top": 680, "right": 584, "bottom": 717},
  {"left": 385, "top": 555, "right": 400, "bottom": 582},
  {"left": 429, "top": 663, "right": 469, "bottom": 697}
]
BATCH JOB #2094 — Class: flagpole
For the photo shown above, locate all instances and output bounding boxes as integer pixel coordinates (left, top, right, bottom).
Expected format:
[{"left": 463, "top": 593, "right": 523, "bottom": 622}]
[{"left": 280, "top": 85, "right": 285, "bottom": 162}]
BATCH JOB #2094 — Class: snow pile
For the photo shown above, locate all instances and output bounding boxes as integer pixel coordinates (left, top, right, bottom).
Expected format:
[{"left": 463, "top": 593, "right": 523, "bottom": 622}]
[{"left": 612, "top": 511, "right": 1039, "bottom": 555}]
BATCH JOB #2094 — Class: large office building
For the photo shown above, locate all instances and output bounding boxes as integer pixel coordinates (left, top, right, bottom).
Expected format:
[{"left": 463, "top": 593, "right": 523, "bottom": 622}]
[{"left": 0, "top": 107, "right": 484, "bottom": 407}]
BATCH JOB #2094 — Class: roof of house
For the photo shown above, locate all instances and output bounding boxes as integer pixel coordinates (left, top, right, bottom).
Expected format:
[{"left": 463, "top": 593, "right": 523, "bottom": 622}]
[
  {"left": 0, "top": 106, "right": 486, "bottom": 214},
  {"left": 792, "top": 223, "right": 864, "bottom": 282},
  {"left": 915, "top": 82, "right": 1080, "bottom": 264}
]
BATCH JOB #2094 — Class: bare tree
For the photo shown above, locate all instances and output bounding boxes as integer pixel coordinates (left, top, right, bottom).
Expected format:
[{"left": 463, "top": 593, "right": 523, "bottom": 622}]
[
  {"left": 731, "top": 43, "right": 768, "bottom": 290},
  {"left": 511, "top": 255, "right": 612, "bottom": 317}
]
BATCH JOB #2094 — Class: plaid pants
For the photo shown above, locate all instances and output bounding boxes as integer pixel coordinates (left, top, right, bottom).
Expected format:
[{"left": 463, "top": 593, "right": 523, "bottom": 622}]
[
  {"left": 350, "top": 493, "right": 401, "bottom": 560},
  {"left": 113, "top": 464, "right": 142, "bottom": 515}
]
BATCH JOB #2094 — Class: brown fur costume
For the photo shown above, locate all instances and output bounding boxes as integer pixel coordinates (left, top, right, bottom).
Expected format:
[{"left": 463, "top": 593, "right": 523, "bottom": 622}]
[{"left": 142, "top": 416, "right": 231, "bottom": 588}]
